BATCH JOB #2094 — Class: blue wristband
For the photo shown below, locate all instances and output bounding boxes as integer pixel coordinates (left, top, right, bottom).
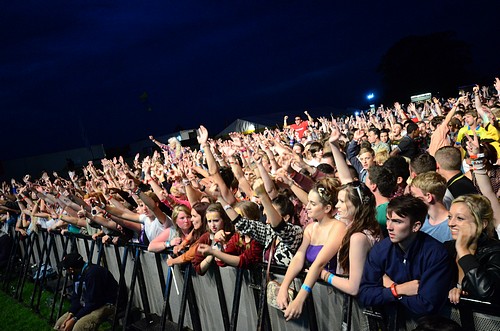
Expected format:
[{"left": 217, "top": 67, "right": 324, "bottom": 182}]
[
  {"left": 301, "top": 284, "right": 312, "bottom": 294},
  {"left": 327, "top": 273, "right": 335, "bottom": 285}
]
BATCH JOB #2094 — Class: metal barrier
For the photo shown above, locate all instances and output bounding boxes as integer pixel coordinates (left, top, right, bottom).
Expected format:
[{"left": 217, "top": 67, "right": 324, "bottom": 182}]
[{"left": 1, "top": 225, "right": 499, "bottom": 331}]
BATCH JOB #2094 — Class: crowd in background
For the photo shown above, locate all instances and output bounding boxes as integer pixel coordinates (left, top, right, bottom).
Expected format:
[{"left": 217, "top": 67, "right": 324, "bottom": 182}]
[{"left": 2, "top": 77, "right": 500, "bottom": 329}]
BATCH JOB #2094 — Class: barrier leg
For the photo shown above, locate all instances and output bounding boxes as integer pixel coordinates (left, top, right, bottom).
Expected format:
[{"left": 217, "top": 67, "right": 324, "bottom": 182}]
[
  {"left": 177, "top": 264, "right": 191, "bottom": 331},
  {"left": 160, "top": 264, "right": 174, "bottom": 331},
  {"left": 16, "top": 234, "right": 35, "bottom": 301},
  {"left": 56, "top": 235, "right": 72, "bottom": 322},
  {"left": 112, "top": 245, "right": 128, "bottom": 331},
  {"left": 229, "top": 268, "right": 244, "bottom": 331},
  {"left": 2, "top": 231, "right": 21, "bottom": 291},
  {"left": 35, "top": 232, "right": 56, "bottom": 314},
  {"left": 135, "top": 250, "right": 153, "bottom": 324},
  {"left": 213, "top": 266, "right": 230, "bottom": 331},
  {"left": 183, "top": 264, "right": 201, "bottom": 331},
  {"left": 30, "top": 231, "right": 48, "bottom": 309}
]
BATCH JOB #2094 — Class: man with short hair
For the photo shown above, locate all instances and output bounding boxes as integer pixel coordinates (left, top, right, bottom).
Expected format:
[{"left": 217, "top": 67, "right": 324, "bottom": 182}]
[
  {"left": 380, "top": 128, "right": 390, "bottom": 146},
  {"left": 283, "top": 110, "right": 313, "bottom": 140},
  {"left": 390, "top": 122, "right": 420, "bottom": 159},
  {"left": 410, "top": 172, "right": 452, "bottom": 243},
  {"left": 54, "top": 253, "right": 118, "bottom": 331},
  {"left": 366, "top": 165, "right": 396, "bottom": 237},
  {"left": 434, "top": 146, "right": 477, "bottom": 208},
  {"left": 367, "top": 127, "right": 390, "bottom": 155},
  {"left": 409, "top": 153, "right": 437, "bottom": 179},
  {"left": 383, "top": 156, "right": 410, "bottom": 198},
  {"left": 359, "top": 195, "right": 451, "bottom": 323}
]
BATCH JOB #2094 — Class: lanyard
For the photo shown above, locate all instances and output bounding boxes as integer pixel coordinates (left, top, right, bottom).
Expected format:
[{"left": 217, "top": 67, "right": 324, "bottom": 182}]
[{"left": 448, "top": 174, "right": 465, "bottom": 187}]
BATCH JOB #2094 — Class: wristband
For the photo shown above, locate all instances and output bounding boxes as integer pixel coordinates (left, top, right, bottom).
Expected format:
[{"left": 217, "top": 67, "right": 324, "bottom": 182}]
[
  {"left": 470, "top": 153, "right": 485, "bottom": 160},
  {"left": 133, "top": 187, "right": 142, "bottom": 195},
  {"left": 223, "top": 204, "right": 232, "bottom": 211},
  {"left": 165, "top": 241, "right": 170, "bottom": 248},
  {"left": 390, "top": 282, "right": 400, "bottom": 298},
  {"left": 301, "top": 284, "right": 312, "bottom": 294},
  {"left": 327, "top": 273, "right": 335, "bottom": 285}
]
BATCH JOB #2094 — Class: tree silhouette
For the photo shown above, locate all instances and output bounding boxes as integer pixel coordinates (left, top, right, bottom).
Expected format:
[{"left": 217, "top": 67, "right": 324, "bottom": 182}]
[{"left": 378, "top": 31, "right": 473, "bottom": 103}]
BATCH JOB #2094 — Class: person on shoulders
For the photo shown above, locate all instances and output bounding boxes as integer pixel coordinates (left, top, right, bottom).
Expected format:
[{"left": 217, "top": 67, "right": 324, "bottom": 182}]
[{"left": 283, "top": 110, "right": 314, "bottom": 140}]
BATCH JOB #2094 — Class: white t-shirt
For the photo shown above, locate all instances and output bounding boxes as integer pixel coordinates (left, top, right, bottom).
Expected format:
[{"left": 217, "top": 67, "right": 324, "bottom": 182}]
[{"left": 139, "top": 214, "right": 166, "bottom": 242}]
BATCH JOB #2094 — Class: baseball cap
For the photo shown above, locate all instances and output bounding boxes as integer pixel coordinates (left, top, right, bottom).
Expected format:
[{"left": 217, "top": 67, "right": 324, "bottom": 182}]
[{"left": 59, "top": 253, "right": 84, "bottom": 269}]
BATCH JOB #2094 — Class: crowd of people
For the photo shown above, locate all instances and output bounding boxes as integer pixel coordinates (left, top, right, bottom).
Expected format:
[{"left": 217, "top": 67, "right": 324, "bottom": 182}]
[{"left": 2, "top": 78, "right": 500, "bottom": 330}]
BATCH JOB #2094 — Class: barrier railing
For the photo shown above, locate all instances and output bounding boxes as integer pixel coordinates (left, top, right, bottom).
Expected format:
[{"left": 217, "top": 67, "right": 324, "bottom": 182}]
[{"left": 1, "top": 225, "right": 499, "bottom": 331}]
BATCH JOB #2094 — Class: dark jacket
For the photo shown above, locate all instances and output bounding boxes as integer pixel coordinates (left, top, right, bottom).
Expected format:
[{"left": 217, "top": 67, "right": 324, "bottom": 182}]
[
  {"left": 445, "top": 233, "right": 500, "bottom": 304},
  {"left": 346, "top": 140, "right": 367, "bottom": 182},
  {"left": 358, "top": 232, "right": 452, "bottom": 317},
  {"left": 69, "top": 263, "right": 118, "bottom": 319}
]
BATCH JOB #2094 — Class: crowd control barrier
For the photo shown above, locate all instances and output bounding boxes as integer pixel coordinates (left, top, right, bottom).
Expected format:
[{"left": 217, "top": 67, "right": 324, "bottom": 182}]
[{"left": 1, "top": 225, "right": 499, "bottom": 331}]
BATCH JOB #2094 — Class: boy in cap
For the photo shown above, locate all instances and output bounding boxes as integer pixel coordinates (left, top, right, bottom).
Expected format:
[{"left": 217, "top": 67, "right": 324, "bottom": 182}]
[{"left": 54, "top": 253, "right": 118, "bottom": 331}]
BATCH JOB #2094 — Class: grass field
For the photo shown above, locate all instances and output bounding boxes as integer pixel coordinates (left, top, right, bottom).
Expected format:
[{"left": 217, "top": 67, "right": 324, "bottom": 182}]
[
  {"left": 0, "top": 289, "right": 54, "bottom": 331},
  {"left": 1, "top": 270, "right": 71, "bottom": 330},
  {"left": 0, "top": 280, "right": 112, "bottom": 331}
]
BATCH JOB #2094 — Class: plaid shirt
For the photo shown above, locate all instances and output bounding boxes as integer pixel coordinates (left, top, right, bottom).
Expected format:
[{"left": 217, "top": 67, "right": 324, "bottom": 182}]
[{"left": 233, "top": 216, "right": 303, "bottom": 266}]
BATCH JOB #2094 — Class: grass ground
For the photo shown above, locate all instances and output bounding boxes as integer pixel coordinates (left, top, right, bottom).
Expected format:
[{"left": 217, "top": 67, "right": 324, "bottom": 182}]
[
  {"left": 0, "top": 279, "right": 112, "bottom": 331},
  {"left": 0, "top": 289, "right": 54, "bottom": 331}
]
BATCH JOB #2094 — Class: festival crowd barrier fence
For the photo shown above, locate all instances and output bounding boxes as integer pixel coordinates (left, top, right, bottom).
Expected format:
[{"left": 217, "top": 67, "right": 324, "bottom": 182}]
[{"left": 1, "top": 226, "right": 499, "bottom": 331}]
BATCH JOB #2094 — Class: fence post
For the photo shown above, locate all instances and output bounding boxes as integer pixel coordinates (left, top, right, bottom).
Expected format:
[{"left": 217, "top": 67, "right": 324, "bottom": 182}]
[
  {"left": 229, "top": 268, "right": 244, "bottom": 331},
  {"left": 3, "top": 230, "right": 21, "bottom": 291},
  {"left": 30, "top": 230, "right": 48, "bottom": 309},
  {"left": 213, "top": 265, "right": 230, "bottom": 331},
  {"left": 184, "top": 263, "right": 202, "bottom": 331},
  {"left": 15, "top": 233, "right": 35, "bottom": 301},
  {"left": 112, "top": 245, "right": 128, "bottom": 331}
]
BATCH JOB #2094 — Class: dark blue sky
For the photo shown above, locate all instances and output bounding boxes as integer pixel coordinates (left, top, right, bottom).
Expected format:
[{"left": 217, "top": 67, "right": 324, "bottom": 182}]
[{"left": 1, "top": 1, "right": 499, "bottom": 160}]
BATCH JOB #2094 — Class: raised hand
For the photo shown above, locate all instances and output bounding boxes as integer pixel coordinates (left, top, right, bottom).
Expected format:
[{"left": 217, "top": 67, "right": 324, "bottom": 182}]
[
  {"left": 407, "top": 103, "right": 416, "bottom": 114},
  {"left": 197, "top": 125, "right": 209, "bottom": 146},
  {"left": 252, "top": 178, "right": 266, "bottom": 196},
  {"left": 328, "top": 123, "right": 341, "bottom": 143}
]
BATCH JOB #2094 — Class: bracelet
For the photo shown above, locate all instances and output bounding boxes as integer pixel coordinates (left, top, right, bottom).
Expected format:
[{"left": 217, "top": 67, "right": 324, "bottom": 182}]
[
  {"left": 72, "top": 316, "right": 78, "bottom": 322},
  {"left": 301, "top": 284, "right": 312, "bottom": 294},
  {"left": 133, "top": 187, "right": 142, "bottom": 195},
  {"left": 223, "top": 204, "right": 232, "bottom": 211},
  {"left": 182, "top": 179, "right": 190, "bottom": 186},
  {"left": 456, "top": 283, "right": 462, "bottom": 290},
  {"left": 165, "top": 241, "right": 170, "bottom": 248},
  {"left": 327, "top": 273, "right": 335, "bottom": 285},
  {"left": 390, "top": 282, "right": 399, "bottom": 298},
  {"left": 470, "top": 153, "right": 485, "bottom": 160}
]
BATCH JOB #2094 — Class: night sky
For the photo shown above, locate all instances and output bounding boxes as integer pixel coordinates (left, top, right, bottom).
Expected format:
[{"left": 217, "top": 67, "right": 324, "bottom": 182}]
[{"left": 1, "top": 1, "right": 499, "bottom": 160}]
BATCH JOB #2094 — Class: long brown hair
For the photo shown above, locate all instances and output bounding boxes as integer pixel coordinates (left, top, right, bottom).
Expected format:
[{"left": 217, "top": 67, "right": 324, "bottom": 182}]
[
  {"left": 206, "top": 203, "right": 235, "bottom": 236},
  {"left": 191, "top": 202, "right": 210, "bottom": 242},
  {"left": 337, "top": 182, "right": 380, "bottom": 273}
]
